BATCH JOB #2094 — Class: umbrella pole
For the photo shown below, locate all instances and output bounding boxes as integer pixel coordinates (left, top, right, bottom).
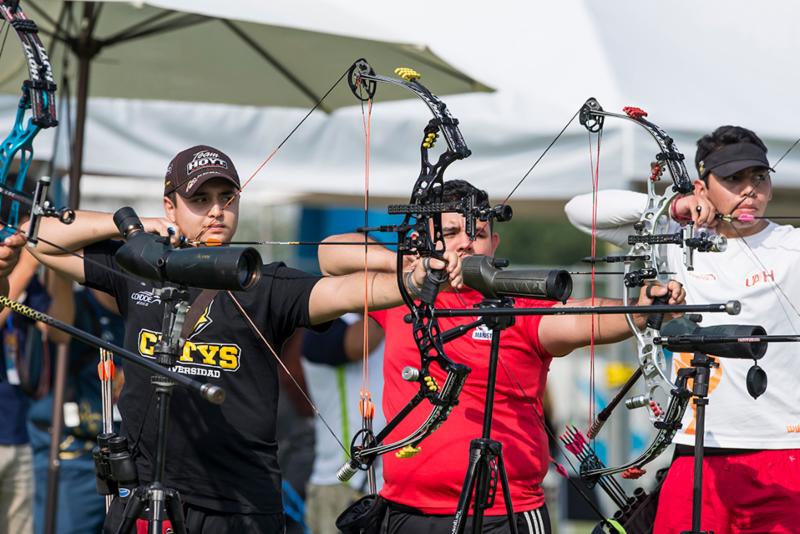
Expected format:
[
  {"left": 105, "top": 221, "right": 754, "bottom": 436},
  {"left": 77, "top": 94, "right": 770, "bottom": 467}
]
[
  {"left": 43, "top": 343, "right": 70, "bottom": 534},
  {"left": 68, "top": 2, "right": 96, "bottom": 210},
  {"left": 69, "top": 55, "right": 88, "bottom": 209}
]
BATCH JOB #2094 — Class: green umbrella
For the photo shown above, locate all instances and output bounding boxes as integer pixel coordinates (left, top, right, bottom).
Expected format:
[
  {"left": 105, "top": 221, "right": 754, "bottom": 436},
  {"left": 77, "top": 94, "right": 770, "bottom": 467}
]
[{"left": 0, "top": 0, "right": 491, "bottom": 205}]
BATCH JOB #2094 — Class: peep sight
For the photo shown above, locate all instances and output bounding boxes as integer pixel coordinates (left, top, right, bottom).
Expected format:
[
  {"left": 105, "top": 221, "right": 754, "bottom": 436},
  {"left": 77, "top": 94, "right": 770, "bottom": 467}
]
[{"left": 113, "top": 207, "right": 262, "bottom": 291}]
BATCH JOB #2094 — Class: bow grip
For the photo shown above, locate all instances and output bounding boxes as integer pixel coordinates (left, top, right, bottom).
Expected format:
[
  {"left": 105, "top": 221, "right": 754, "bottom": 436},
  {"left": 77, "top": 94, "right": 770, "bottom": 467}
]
[
  {"left": 645, "top": 285, "right": 669, "bottom": 330},
  {"left": 419, "top": 268, "right": 448, "bottom": 305}
]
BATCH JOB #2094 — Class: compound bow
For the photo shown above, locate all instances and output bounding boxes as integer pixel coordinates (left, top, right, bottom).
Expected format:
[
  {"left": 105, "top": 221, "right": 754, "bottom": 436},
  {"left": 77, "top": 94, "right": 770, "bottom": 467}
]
[
  {"left": 563, "top": 98, "right": 730, "bottom": 481},
  {"left": 487, "top": 97, "right": 736, "bottom": 531},
  {"left": 337, "top": 59, "right": 487, "bottom": 480}
]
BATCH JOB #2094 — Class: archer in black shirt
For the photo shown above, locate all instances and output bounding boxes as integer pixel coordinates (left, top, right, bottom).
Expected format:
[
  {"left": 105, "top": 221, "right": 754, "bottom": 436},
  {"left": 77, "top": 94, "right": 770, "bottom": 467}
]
[{"left": 29, "top": 145, "right": 463, "bottom": 533}]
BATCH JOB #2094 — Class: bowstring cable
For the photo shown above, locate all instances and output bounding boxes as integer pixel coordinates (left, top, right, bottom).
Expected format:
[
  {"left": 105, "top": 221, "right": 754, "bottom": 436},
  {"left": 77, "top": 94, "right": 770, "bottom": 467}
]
[
  {"left": 227, "top": 290, "right": 349, "bottom": 455},
  {"left": 500, "top": 110, "right": 581, "bottom": 207},
  {"left": 772, "top": 136, "right": 800, "bottom": 169},
  {"left": 587, "top": 128, "right": 603, "bottom": 428},
  {"left": 359, "top": 86, "right": 377, "bottom": 493},
  {"left": 192, "top": 67, "right": 352, "bottom": 244}
]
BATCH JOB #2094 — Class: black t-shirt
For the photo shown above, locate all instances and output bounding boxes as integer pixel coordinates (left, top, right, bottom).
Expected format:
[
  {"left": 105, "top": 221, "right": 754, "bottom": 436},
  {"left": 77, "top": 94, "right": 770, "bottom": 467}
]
[{"left": 84, "top": 240, "right": 322, "bottom": 514}]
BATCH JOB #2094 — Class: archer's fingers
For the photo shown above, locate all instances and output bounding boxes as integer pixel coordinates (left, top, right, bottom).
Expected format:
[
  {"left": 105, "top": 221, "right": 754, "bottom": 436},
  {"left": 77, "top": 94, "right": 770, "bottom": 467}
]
[
  {"left": 421, "top": 253, "right": 464, "bottom": 289},
  {"left": 644, "top": 283, "right": 667, "bottom": 301},
  {"left": 1, "top": 233, "right": 26, "bottom": 249},
  {"left": 441, "top": 251, "right": 461, "bottom": 274},
  {"left": 147, "top": 218, "right": 184, "bottom": 247},
  {"left": 666, "top": 280, "right": 685, "bottom": 305},
  {"left": 441, "top": 251, "right": 464, "bottom": 288},
  {"left": 694, "top": 202, "right": 717, "bottom": 227},
  {"left": 448, "top": 257, "right": 464, "bottom": 290},
  {"left": 0, "top": 234, "right": 24, "bottom": 277}
]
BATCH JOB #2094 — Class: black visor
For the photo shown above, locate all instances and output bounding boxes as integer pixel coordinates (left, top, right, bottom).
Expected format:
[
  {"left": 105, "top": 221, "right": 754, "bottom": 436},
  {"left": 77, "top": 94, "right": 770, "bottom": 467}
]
[{"left": 698, "top": 142, "right": 774, "bottom": 179}]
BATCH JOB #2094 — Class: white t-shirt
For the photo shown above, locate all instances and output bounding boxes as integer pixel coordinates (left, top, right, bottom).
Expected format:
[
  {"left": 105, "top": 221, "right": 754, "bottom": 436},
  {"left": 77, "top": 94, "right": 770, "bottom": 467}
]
[
  {"left": 565, "top": 191, "right": 800, "bottom": 449},
  {"left": 303, "top": 313, "right": 385, "bottom": 487}
]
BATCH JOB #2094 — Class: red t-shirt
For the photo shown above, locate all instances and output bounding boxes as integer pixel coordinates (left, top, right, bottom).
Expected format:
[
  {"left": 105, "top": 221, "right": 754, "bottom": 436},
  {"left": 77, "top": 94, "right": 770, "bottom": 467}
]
[{"left": 370, "top": 289, "right": 555, "bottom": 515}]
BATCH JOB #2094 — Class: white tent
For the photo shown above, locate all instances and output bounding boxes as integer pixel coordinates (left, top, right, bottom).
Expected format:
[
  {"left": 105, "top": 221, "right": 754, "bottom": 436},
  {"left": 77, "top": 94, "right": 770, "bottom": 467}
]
[
  {"left": 2, "top": 0, "right": 798, "bottom": 211},
  {"left": 7, "top": 0, "right": 789, "bottom": 510}
]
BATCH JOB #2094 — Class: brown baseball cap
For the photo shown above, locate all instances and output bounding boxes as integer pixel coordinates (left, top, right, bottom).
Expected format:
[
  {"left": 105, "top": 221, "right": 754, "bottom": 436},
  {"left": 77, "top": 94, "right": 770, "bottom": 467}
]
[{"left": 164, "top": 145, "right": 241, "bottom": 198}]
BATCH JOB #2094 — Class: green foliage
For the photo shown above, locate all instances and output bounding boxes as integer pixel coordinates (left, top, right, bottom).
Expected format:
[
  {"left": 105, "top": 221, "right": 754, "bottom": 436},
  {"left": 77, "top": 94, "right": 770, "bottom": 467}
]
[{"left": 494, "top": 214, "right": 592, "bottom": 267}]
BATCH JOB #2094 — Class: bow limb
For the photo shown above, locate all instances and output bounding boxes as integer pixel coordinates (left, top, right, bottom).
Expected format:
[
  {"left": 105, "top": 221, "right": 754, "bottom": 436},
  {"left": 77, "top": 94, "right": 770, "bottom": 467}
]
[{"left": 0, "top": 1, "right": 74, "bottom": 242}]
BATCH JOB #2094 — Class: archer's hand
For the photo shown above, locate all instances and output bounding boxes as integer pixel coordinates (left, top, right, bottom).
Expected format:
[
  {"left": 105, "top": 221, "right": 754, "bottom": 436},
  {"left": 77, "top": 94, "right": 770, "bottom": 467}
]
[
  {"left": 632, "top": 280, "right": 686, "bottom": 328},
  {"left": 140, "top": 217, "right": 184, "bottom": 247},
  {"left": 0, "top": 233, "right": 25, "bottom": 278},
  {"left": 408, "top": 250, "right": 464, "bottom": 293},
  {"left": 673, "top": 194, "right": 718, "bottom": 228}
]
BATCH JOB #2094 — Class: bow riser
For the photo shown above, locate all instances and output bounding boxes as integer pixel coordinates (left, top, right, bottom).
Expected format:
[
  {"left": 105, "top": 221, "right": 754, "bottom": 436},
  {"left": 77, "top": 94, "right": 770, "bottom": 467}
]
[{"left": 623, "top": 193, "right": 677, "bottom": 409}]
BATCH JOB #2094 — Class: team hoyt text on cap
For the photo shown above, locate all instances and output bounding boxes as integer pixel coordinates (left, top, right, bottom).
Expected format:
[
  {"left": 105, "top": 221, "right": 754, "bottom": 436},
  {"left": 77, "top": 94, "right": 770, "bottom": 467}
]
[{"left": 164, "top": 145, "right": 241, "bottom": 198}]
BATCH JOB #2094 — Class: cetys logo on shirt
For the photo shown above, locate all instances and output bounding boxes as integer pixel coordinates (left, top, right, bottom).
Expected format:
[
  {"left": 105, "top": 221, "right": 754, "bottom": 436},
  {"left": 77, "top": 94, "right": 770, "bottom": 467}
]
[{"left": 137, "top": 300, "right": 240, "bottom": 376}]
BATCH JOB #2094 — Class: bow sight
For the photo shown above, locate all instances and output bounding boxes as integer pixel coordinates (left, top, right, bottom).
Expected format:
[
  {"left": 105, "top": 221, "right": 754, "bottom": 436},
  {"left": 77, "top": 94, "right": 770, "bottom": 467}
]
[
  {"left": 387, "top": 194, "right": 512, "bottom": 240},
  {"left": 368, "top": 195, "right": 514, "bottom": 249},
  {"left": 360, "top": 195, "right": 511, "bottom": 248}
]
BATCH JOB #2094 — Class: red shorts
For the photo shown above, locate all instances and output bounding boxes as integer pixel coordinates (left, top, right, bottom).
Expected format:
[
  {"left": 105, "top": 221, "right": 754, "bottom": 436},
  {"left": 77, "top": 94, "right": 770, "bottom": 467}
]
[{"left": 653, "top": 449, "right": 800, "bottom": 534}]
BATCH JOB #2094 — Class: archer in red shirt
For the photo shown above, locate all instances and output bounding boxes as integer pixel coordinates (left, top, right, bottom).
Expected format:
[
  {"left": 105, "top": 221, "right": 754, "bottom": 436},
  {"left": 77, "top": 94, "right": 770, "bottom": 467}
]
[{"left": 319, "top": 179, "right": 684, "bottom": 534}]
